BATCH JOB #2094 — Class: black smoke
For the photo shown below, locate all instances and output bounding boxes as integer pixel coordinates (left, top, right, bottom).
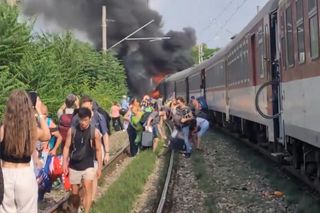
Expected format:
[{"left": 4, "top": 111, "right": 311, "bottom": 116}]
[{"left": 22, "top": 0, "right": 196, "bottom": 95}]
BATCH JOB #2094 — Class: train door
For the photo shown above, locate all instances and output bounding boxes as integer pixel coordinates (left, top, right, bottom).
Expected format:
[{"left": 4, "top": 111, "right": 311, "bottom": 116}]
[
  {"left": 255, "top": 11, "right": 284, "bottom": 147},
  {"left": 174, "top": 81, "right": 177, "bottom": 98},
  {"left": 186, "top": 77, "right": 189, "bottom": 103},
  {"left": 163, "top": 82, "right": 167, "bottom": 101},
  {"left": 270, "top": 11, "right": 284, "bottom": 146},
  {"left": 201, "top": 69, "right": 206, "bottom": 99}
]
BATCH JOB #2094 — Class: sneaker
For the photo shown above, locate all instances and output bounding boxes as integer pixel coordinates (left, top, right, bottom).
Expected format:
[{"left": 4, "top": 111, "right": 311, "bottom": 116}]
[
  {"left": 52, "top": 180, "right": 61, "bottom": 189},
  {"left": 77, "top": 206, "right": 84, "bottom": 213},
  {"left": 184, "top": 153, "right": 191, "bottom": 158}
]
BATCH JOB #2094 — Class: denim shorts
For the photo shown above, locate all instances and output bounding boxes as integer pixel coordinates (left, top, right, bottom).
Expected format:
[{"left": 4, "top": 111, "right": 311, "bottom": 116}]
[
  {"left": 197, "top": 117, "right": 209, "bottom": 137},
  {"left": 152, "top": 125, "right": 159, "bottom": 139}
]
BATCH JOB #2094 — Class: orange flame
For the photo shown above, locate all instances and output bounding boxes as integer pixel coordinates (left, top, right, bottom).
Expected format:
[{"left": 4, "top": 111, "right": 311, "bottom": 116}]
[
  {"left": 152, "top": 73, "right": 166, "bottom": 85},
  {"left": 150, "top": 89, "right": 160, "bottom": 99}
]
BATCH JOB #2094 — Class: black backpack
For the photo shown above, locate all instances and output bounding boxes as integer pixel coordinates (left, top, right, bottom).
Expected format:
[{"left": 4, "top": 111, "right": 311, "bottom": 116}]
[{"left": 97, "top": 107, "right": 111, "bottom": 135}]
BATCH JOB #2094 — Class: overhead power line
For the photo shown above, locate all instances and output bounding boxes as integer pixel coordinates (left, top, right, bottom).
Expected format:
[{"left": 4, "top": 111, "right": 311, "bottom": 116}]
[
  {"left": 203, "top": 0, "right": 249, "bottom": 44},
  {"left": 199, "top": 0, "right": 236, "bottom": 34}
]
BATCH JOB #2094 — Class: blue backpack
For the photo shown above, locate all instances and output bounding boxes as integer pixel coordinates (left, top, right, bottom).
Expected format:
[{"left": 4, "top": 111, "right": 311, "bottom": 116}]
[
  {"left": 36, "top": 155, "right": 52, "bottom": 200},
  {"left": 197, "top": 96, "right": 208, "bottom": 110}
]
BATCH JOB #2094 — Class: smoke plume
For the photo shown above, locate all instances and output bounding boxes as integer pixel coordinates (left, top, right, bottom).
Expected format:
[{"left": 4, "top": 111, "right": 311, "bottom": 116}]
[{"left": 22, "top": 0, "right": 196, "bottom": 95}]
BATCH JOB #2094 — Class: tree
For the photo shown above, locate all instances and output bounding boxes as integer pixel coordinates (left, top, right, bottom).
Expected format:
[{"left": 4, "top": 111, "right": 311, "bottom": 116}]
[
  {"left": 0, "top": 3, "right": 127, "bottom": 118},
  {"left": 192, "top": 44, "right": 220, "bottom": 64}
]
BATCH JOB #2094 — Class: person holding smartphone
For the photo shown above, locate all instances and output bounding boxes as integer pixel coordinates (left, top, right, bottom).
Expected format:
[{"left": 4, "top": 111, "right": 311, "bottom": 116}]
[{"left": 0, "top": 90, "right": 50, "bottom": 212}]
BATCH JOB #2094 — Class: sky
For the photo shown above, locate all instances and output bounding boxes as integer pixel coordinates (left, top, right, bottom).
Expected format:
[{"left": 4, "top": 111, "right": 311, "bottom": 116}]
[{"left": 149, "top": 0, "right": 269, "bottom": 49}]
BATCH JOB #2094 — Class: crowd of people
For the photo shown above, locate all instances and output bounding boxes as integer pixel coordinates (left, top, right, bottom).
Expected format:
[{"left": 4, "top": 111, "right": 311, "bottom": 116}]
[
  {"left": 0, "top": 89, "right": 210, "bottom": 213},
  {"left": 121, "top": 94, "right": 210, "bottom": 159}
]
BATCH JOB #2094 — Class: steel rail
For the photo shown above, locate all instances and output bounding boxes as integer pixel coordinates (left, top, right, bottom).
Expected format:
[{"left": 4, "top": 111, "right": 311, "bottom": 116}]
[
  {"left": 217, "top": 126, "right": 320, "bottom": 195},
  {"left": 43, "top": 144, "right": 130, "bottom": 213},
  {"left": 156, "top": 121, "right": 174, "bottom": 213}
]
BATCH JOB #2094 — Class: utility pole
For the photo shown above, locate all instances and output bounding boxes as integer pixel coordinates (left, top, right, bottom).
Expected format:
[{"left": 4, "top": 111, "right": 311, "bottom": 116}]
[
  {"left": 102, "top": 5, "right": 107, "bottom": 53},
  {"left": 198, "top": 44, "right": 204, "bottom": 64},
  {"left": 6, "top": 0, "right": 16, "bottom": 6}
]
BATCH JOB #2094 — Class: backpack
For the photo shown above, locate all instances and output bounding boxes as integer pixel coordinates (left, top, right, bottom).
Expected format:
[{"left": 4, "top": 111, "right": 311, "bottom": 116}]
[
  {"left": 197, "top": 96, "right": 208, "bottom": 110},
  {"left": 47, "top": 118, "right": 57, "bottom": 150},
  {"left": 58, "top": 113, "right": 73, "bottom": 144},
  {"left": 113, "top": 119, "right": 121, "bottom": 131},
  {"left": 197, "top": 110, "right": 210, "bottom": 121},
  {"left": 37, "top": 155, "right": 52, "bottom": 200},
  {"left": 70, "top": 125, "right": 95, "bottom": 163},
  {"left": 97, "top": 107, "right": 111, "bottom": 135},
  {"left": 140, "top": 111, "right": 151, "bottom": 125}
]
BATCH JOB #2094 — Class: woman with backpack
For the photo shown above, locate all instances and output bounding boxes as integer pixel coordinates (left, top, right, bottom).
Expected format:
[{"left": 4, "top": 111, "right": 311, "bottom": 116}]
[{"left": 0, "top": 90, "right": 50, "bottom": 212}]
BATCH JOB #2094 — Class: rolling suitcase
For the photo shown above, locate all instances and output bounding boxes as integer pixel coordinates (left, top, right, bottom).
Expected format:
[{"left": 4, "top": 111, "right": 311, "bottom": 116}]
[{"left": 141, "top": 131, "right": 153, "bottom": 147}]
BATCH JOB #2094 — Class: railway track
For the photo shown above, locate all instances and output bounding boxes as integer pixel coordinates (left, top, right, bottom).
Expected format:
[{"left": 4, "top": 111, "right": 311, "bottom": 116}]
[
  {"left": 217, "top": 125, "right": 320, "bottom": 196},
  {"left": 156, "top": 121, "right": 174, "bottom": 213},
  {"left": 43, "top": 121, "right": 176, "bottom": 213},
  {"left": 42, "top": 144, "right": 130, "bottom": 213}
]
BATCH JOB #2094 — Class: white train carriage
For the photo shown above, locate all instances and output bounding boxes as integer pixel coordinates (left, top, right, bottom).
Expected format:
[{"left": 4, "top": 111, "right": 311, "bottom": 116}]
[{"left": 159, "top": 0, "right": 320, "bottom": 184}]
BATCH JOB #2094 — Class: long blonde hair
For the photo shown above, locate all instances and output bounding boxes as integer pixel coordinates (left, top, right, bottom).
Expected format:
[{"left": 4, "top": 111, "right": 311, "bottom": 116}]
[{"left": 2, "top": 90, "right": 37, "bottom": 158}]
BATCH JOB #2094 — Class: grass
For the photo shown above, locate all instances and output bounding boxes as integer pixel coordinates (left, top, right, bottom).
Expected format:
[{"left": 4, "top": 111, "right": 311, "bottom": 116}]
[
  {"left": 92, "top": 149, "right": 157, "bottom": 213},
  {"left": 92, "top": 137, "right": 167, "bottom": 213}
]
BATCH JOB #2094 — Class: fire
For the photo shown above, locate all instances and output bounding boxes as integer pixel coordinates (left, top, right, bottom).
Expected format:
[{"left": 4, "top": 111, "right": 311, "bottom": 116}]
[
  {"left": 148, "top": 72, "right": 170, "bottom": 99},
  {"left": 150, "top": 89, "right": 160, "bottom": 99},
  {"left": 152, "top": 73, "right": 166, "bottom": 84}
]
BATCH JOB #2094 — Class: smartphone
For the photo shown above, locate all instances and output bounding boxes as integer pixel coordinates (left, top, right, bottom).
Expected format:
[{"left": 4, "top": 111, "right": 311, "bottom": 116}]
[{"left": 28, "top": 91, "right": 38, "bottom": 107}]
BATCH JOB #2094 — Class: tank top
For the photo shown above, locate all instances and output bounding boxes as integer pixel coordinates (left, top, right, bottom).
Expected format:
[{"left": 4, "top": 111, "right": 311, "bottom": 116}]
[
  {"left": 0, "top": 140, "right": 31, "bottom": 163},
  {"left": 69, "top": 125, "right": 94, "bottom": 171}
]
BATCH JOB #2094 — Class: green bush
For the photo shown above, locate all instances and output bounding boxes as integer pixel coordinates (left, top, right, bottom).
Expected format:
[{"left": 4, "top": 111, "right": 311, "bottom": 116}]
[{"left": 0, "top": 3, "right": 127, "bottom": 118}]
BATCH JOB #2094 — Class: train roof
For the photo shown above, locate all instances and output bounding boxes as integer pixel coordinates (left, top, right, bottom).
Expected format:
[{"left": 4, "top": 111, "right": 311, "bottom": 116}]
[
  {"left": 223, "top": 0, "right": 278, "bottom": 52},
  {"left": 165, "top": 64, "right": 199, "bottom": 82},
  {"left": 163, "top": 0, "right": 279, "bottom": 83}
]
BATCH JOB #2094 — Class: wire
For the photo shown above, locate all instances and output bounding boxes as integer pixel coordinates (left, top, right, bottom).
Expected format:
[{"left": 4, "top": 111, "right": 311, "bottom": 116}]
[
  {"left": 199, "top": 0, "right": 236, "bottom": 33},
  {"left": 202, "top": 0, "right": 249, "bottom": 44}
]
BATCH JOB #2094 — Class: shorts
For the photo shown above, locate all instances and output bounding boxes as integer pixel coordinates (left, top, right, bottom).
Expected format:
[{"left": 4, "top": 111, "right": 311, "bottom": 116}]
[
  {"left": 69, "top": 167, "right": 96, "bottom": 185},
  {"left": 197, "top": 117, "right": 209, "bottom": 137},
  {"left": 152, "top": 125, "right": 159, "bottom": 139}
]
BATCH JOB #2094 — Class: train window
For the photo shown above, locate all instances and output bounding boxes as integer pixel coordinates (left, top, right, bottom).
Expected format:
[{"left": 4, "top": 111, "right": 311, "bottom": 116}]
[
  {"left": 280, "top": 12, "right": 286, "bottom": 69},
  {"left": 309, "top": 16, "right": 319, "bottom": 58},
  {"left": 258, "top": 26, "right": 265, "bottom": 78},
  {"left": 308, "top": 0, "right": 319, "bottom": 59},
  {"left": 285, "top": 6, "right": 295, "bottom": 67},
  {"left": 308, "top": 0, "right": 316, "bottom": 13},
  {"left": 296, "top": 0, "right": 305, "bottom": 63},
  {"left": 297, "top": 0, "right": 304, "bottom": 20}
]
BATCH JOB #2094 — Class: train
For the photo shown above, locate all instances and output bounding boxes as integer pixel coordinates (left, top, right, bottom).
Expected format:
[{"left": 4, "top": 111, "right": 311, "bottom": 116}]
[{"left": 158, "top": 0, "right": 320, "bottom": 185}]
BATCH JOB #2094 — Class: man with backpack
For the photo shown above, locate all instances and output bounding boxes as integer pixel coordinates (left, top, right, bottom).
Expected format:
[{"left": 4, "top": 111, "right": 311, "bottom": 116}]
[
  {"left": 71, "top": 96, "right": 110, "bottom": 204},
  {"left": 62, "top": 108, "right": 102, "bottom": 213},
  {"left": 93, "top": 101, "right": 111, "bottom": 136},
  {"left": 57, "top": 94, "right": 79, "bottom": 149},
  {"left": 72, "top": 96, "right": 110, "bottom": 163}
]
